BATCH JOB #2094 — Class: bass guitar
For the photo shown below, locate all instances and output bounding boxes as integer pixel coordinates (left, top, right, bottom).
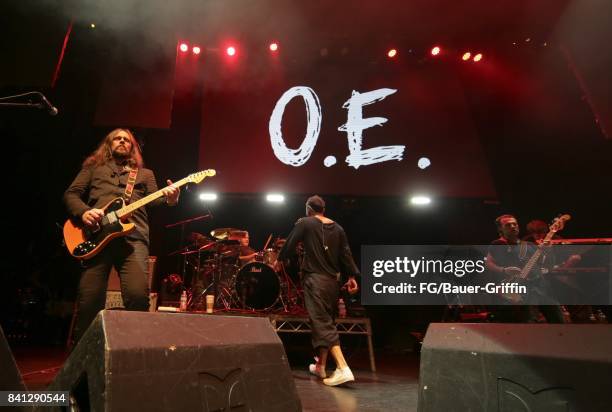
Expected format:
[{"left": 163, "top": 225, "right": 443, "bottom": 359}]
[{"left": 63, "top": 169, "right": 216, "bottom": 260}]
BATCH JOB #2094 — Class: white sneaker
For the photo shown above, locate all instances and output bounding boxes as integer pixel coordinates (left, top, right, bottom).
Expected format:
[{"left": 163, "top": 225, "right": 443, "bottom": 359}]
[
  {"left": 323, "top": 367, "right": 355, "bottom": 386},
  {"left": 309, "top": 363, "right": 327, "bottom": 379}
]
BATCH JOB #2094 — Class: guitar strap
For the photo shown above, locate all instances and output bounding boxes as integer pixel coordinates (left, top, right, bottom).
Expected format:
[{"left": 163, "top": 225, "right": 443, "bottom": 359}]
[{"left": 123, "top": 168, "right": 139, "bottom": 204}]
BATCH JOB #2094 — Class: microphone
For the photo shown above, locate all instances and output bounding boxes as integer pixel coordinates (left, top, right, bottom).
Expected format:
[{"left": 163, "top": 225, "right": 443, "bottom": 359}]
[{"left": 39, "top": 93, "right": 58, "bottom": 116}]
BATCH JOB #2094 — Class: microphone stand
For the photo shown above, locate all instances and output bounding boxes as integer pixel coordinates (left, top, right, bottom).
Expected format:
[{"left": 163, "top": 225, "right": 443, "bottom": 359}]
[
  {"left": 164, "top": 213, "right": 212, "bottom": 229},
  {"left": 0, "top": 91, "right": 55, "bottom": 114},
  {"left": 0, "top": 102, "right": 45, "bottom": 109}
]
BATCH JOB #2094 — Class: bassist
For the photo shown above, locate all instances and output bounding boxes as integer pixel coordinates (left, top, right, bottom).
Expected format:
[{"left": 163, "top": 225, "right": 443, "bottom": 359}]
[
  {"left": 486, "top": 214, "right": 565, "bottom": 323},
  {"left": 64, "top": 128, "right": 179, "bottom": 344}
]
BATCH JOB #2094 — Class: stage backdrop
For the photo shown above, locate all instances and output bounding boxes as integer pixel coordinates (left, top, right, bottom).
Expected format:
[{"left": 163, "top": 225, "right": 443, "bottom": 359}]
[{"left": 198, "top": 52, "right": 496, "bottom": 197}]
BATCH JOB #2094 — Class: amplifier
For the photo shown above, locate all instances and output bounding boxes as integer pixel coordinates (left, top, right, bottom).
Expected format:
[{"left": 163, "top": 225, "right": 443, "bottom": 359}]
[
  {"left": 105, "top": 291, "right": 158, "bottom": 312},
  {"left": 107, "top": 256, "right": 157, "bottom": 291}
]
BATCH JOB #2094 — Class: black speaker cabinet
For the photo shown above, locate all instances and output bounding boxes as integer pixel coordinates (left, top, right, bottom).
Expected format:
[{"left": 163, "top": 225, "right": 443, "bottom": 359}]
[
  {"left": 0, "top": 325, "right": 26, "bottom": 391},
  {"left": 46, "top": 311, "right": 301, "bottom": 412},
  {"left": 418, "top": 323, "right": 612, "bottom": 412}
]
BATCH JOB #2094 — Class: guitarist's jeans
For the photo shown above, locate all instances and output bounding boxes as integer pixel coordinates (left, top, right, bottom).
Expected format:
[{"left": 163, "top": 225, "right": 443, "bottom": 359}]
[{"left": 73, "top": 238, "right": 150, "bottom": 343}]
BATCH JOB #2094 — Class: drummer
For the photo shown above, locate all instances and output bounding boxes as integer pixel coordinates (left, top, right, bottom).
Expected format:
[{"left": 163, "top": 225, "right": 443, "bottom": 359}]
[{"left": 228, "top": 230, "right": 257, "bottom": 263}]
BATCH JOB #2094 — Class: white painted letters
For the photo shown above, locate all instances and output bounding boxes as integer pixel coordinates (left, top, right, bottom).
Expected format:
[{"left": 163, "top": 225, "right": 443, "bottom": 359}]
[
  {"left": 269, "top": 86, "right": 322, "bottom": 167},
  {"left": 269, "top": 86, "right": 407, "bottom": 169},
  {"left": 338, "top": 89, "right": 405, "bottom": 169}
]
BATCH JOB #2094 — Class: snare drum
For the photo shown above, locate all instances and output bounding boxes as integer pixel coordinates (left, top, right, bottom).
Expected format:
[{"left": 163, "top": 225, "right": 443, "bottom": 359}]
[{"left": 234, "top": 262, "right": 280, "bottom": 310}]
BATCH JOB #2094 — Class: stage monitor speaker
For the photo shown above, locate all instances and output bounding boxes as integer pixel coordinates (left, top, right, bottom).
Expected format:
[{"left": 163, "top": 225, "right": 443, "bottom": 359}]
[
  {"left": 47, "top": 311, "right": 301, "bottom": 412},
  {"left": 0, "top": 325, "right": 26, "bottom": 391},
  {"left": 418, "top": 323, "right": 612, "bottom": 412}
]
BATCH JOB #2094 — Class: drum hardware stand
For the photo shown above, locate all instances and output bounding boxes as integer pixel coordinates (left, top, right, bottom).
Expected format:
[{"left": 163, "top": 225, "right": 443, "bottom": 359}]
[
  {"left": 277, "top": 262, "right": 304, "bottom": 312},
  {"left": 190, "top": 251, "right": 238, "bottom": 311},
  {"left": 214, "top": 262, "right": 241, "bottom": 310},
  {"left": 165, "top": 213, "right": 212, "bottom": 287},
  {"left": 190, "top": 251, "right": 218, "bottom": 310},
  {"left": 187, "top": 256, "right": 213, "bottom": 310}
]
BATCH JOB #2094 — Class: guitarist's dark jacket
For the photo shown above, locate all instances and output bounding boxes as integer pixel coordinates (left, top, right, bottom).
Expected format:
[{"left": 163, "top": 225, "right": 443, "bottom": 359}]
[{"left": 64, "top": 163, "right": 165, "bottom": 245}]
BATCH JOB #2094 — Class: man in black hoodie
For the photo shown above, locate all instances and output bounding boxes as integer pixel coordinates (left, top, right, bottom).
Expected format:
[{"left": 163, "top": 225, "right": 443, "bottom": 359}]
[{"left": 278, "top": 195, "right": 360, "bottom": 386}]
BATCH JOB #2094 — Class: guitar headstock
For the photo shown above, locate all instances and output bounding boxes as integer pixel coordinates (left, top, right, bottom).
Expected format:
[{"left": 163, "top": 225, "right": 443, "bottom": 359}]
[
  {"left": 550, "top": 214, "right": 571, "bottom": 233},
  {"left": 188, "top": 169, "right": 216, "bottom": 184}
]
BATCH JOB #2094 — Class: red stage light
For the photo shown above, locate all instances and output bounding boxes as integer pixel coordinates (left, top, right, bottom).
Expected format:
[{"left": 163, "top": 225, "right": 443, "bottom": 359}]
[
  {"left": 269, "top": 42, "right": 278, "bottom": 52},
  {"left": 431, "top": 46, "right": 441, "bottom": 56},
  {"left": 462, "top": 52, "right": 471, "bottom": 61},
  {"left": 179, "top": 43, "right": 189, "bottom": 53},
  {"left": 226, "top": 46, "right": 236, "bottom": 56},
  {"left": 473, "top": 53, "right": 483, "bottom": 62},
  {"left": 192, "top": 46, "right": 201, "bottom": 55},
  {"left": 387, "top": 48, "right": 397, "bottom": 58}
]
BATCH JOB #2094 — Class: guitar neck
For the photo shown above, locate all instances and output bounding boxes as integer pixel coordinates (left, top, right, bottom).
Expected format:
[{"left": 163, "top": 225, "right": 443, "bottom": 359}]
[
  {"left": 518, "top": 231, "right": 556, "bottom": 279},
  {"left": 519, "top": 248, "right": 543, "bottom": 279},
  {"left": 116, "top": 176, "right": 191, "bottom": 218}
]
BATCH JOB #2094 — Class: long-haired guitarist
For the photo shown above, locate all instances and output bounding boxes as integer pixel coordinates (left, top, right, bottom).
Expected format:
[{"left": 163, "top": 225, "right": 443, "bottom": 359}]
[
  {"left": 485, "top": 214, "right": 565, "bottom": 323},
  {"left": 64, "top": 128, "right": 179, "bottom": 344}
]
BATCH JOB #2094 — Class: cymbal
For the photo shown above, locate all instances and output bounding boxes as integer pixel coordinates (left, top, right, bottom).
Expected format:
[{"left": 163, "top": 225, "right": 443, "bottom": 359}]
[
  {"left": 188, "top": 232, "right": 209, "bottom": 241},
  {"left": 210, "top": 228, "right": 241, "bottom": 240},
  {"left": 193, "top": 239, "right": 240, "bottom": 254},
  {"left": 197, "top": 241, "right": 218, "bottom": 252},
  {"left": 197, "top": 239, "right": 240, "bottom": 252},
  {"left": 170, "top": 238, "right": 241, "bottom": 257}
]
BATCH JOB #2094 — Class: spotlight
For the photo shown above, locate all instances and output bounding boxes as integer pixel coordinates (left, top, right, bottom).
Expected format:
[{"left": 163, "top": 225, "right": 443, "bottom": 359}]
[
  {"left": 387, "top": 48, "right": 398, "bottom": 58},
  {"left": 226, "top": 46, "right": 236, "bottom": 56},
  {"left": 431, "top": 46, "right": 441, "bottom": 56},
  {"left": 266, "top": 193, "right": 285, "bottom": 203},
  {"left": 179, "top": 43, "right": 189, "bottom": 53},
  {"left": 462, "top": 52, "right": 471, "bottom": 61},
  {"left": 192, "top": 46, "right": 201, "bottom": 55},
  {"left": 269, "top": 42, "right": 279, "bottom": 52},
  {"left": 473, "top": 53, "right": 483, "bottom": 62},
  {"left": 410, "top": 195, "right": 432, "bottom": 206},
  {"left": 90, "top": 23, "right": 96, "bottom": 29},
  {"left": 199, "top": 192, "right": 217, "bottom": 201}
]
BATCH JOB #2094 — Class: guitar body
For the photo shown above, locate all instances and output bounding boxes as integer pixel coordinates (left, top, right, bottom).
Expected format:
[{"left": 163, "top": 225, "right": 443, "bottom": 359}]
[
  {"left": 500, "top": 271, "right": 531, "bottom": 303},
  {"left": 63, "top": 198, "right": 135, "bottom": 260}
]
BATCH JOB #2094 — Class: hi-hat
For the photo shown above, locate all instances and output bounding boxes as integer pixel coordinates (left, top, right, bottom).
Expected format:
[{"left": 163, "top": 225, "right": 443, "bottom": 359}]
[{"left": 210, "top": 228, "right": 241, "bottom": 240}]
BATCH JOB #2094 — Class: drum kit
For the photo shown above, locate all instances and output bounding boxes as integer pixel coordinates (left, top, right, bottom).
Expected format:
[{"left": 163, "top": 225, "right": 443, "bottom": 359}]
[{"left": 169, "top": 227, "right": 303, "bottom": 313}]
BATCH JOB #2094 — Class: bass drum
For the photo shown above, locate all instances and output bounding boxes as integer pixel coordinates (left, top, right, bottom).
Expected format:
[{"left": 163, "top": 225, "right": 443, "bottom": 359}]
[{"left": 235, "top": 262, "right": 280, "bottom": 310}]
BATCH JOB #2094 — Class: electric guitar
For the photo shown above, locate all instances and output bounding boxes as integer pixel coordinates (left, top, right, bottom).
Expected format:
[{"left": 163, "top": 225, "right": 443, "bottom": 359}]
[
  {"left": 63, "top": 169, "right": 216, "bottom": 260},
  {"left": 501, "top": 214, "right": 571, "bottom": 303}
]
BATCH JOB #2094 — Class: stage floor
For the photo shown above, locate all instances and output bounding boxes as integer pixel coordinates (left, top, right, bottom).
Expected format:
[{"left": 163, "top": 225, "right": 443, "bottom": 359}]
[{"left": 13, "top": 346, "right": 419, "bottom": 412}]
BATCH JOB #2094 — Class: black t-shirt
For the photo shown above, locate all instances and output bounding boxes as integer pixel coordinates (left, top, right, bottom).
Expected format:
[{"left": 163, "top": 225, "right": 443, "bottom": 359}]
[
  {"left": 279, "top": 216, "right": 360, "bottom": 279},
  {"left": 487, "top": 238, "right": 535, "bottom": 269}
]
